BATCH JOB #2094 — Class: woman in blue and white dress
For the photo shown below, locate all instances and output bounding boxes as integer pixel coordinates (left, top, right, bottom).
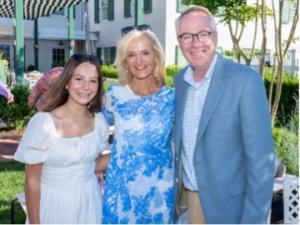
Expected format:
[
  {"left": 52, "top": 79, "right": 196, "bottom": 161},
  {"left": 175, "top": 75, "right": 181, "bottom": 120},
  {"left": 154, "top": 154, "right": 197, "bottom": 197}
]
[{"left": 101, "top": 28, "right": 175, "bottom": 224}]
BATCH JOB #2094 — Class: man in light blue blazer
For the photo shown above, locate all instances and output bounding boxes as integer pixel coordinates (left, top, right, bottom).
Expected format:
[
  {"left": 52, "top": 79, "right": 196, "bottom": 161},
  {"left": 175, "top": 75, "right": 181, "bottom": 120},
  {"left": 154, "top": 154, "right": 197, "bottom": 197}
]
[{"left": 174, "top": 6, "right": 275, "bottom": 224}]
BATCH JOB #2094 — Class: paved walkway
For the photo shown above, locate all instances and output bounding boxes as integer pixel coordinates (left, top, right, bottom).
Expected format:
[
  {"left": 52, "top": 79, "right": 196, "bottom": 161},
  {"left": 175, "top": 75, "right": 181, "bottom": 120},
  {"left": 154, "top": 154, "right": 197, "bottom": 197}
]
[{"left": 0, "top": 130, "right": 22, "bottom": 162}]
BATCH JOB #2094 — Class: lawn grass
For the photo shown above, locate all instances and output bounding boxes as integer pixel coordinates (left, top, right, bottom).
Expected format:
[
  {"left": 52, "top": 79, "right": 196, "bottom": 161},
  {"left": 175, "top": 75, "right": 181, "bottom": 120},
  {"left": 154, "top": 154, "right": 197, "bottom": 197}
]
[{"left": 0, "top": 161, "right": 26, "bottom": 224}]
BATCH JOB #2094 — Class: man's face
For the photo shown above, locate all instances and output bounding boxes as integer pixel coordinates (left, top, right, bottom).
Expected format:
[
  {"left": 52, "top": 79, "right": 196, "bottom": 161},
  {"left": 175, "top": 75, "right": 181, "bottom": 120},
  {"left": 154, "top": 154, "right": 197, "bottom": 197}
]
[{"left": 177, "top": 11, "right": 217, "bottom": 72}]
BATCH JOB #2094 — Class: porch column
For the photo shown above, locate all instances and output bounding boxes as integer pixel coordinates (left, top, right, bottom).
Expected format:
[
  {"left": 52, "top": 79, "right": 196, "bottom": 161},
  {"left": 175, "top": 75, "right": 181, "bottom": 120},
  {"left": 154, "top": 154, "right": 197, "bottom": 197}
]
[
  {"left": 135, "top": 0, "right": 143, "bottom": 26},
  {"left": 68, "top": 6, "right": 75, "bottom": 57},
  {"left": 15, "top": 0, "right": 24, "bottom": 83},
  {"left": 34, "top": 19, "right": 39, "bottom": 70}
]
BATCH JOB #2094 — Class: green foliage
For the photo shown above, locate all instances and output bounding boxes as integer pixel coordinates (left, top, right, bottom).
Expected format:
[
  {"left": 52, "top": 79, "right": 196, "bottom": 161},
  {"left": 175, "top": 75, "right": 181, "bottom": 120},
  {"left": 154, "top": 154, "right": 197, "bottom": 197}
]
[
  {"left": 273, "top": 100, "right": 299, "bottom": 176},
  {"left": 181, "top": 0, "right": 246, "bottom": 14},
  {"left": 0, "top": 84, "right": 36, "bottom": 129},
  {"left": 166, "top": 64, "right": 181, "bottom": 77},
  {"left": 103, "top": 78, "right": 119, "bottom": 91},
  {"left": 101, "top": 64, "right": 118, "bottom": 79},
  {"left": 264, "top": 70, "right": 299, "bottom": 126},
  {"left": 165, "top": 75, "right": 174, "bottom": 87},
  {"left": 0, "top": 161, "right": 26, "bottom": 224},
  {"left": 51, "top": 60, "right": 65, "bottom": 68},
  {"left": 273, "top": 129, "right": 299, "bottom": 176}
]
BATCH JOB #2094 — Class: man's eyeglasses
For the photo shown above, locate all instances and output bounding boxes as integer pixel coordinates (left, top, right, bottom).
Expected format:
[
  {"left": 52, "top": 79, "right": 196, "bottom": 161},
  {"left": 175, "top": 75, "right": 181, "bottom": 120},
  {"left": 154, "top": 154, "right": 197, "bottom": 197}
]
[
  {"left": 178, "top": 31, "right": 214, "bottom": 44},
  {"left": 121, "top": 24, "right": 151, "bottom": 36}
]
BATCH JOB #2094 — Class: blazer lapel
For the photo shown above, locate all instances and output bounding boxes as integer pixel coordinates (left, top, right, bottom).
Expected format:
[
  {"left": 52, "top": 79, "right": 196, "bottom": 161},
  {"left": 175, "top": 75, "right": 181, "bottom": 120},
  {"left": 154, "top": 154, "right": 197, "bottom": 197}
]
[
  {"left": 175, "top": 69, "right": 189, "bottom": 144},
  {"left": 196, "top": 55, "right": 228, "bottom": 142}
]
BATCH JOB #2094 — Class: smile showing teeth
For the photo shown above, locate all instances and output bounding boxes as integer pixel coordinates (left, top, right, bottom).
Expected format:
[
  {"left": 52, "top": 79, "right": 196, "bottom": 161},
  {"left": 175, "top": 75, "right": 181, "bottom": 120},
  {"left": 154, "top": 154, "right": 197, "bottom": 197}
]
[
  {"left": 191, "top": 51, "right": 204, "bottom": 56},
  {"left": 136, "top": 66, "right": 146, "bottom": 70},
  {"left": 78, "top": 93, "right": 91, "bottom": 98}
]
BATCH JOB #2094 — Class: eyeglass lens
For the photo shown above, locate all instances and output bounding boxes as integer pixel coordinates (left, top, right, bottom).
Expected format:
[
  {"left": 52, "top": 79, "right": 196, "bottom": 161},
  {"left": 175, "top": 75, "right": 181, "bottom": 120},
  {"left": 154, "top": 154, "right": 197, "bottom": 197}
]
[{"left": 179, "top": 31, "right": 212, "bottom": 44}]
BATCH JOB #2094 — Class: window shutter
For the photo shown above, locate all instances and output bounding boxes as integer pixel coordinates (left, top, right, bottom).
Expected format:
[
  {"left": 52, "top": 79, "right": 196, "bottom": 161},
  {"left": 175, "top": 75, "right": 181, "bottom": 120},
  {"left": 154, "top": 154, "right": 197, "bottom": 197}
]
[
  {"left": 108, "top": 0, "right": 114, "bottom": 21},
  {"left": 110, "top": 47, "right": 116, "bottom": 63},
  {"left": 96, "top": 47, "right": 102, "bottom": 61},
  {"left": 94, "top": 0, "right": 100, "bottom": 23},
  {"left": 144, "top": 0, "right": 152, "bottom": 14},
  {"left": 124, "top": 0, "right": 131, "bottom": 17}
]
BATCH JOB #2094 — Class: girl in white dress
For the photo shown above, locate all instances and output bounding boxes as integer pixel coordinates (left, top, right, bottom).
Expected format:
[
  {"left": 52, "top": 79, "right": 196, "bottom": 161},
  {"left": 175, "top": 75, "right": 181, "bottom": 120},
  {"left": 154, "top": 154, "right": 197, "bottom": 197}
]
[{"left": 14, "top": 54, "right": 109, "bottom": 224}]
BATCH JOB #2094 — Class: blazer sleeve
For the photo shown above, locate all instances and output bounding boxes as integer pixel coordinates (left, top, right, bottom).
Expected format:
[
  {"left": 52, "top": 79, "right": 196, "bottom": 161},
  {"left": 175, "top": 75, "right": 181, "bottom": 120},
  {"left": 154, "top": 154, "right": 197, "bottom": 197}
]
[{"left": 239, "top": 72, "right": 275, "bottom": 223}]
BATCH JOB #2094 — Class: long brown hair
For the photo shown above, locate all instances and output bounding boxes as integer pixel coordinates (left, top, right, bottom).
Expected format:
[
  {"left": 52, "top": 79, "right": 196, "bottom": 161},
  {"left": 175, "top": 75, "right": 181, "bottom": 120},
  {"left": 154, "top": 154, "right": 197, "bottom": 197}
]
[{"left": 42, "top": 53, "right": 103, "bottom": 113}]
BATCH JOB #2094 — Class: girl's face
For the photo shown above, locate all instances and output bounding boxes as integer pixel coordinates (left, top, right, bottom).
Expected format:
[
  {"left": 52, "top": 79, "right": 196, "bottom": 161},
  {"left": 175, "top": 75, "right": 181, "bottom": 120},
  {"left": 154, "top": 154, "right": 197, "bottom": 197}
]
[{"left": 66, "top": 62, "right": 99, "bottom": 107}]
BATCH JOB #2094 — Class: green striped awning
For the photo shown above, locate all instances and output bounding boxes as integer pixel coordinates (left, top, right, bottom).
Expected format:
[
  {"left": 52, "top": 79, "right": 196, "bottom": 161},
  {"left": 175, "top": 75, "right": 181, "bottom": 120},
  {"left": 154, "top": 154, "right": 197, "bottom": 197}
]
[{"left": 0, "top": 0, "right": 87, "bottom": 20}]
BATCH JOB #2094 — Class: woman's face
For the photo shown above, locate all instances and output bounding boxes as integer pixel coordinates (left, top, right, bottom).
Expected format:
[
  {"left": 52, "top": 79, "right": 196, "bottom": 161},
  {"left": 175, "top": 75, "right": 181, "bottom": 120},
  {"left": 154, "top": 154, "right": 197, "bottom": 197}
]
[
  {"left": 66, "top": 62, "right": 99, "bottom": 107},
  {"left": 125, "top": 35, "right": 157, "bottom": 81}
]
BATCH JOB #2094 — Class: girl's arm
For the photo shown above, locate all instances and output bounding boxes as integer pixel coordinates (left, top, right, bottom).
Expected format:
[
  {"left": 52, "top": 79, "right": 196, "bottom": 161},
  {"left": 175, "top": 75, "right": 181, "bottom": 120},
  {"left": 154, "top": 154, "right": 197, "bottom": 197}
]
[
  {"left": 25, "top": 163, "right": 43, "bottom": 224},
  {"left": 95, "top": 152, "right": 111, "bottom": 177}
]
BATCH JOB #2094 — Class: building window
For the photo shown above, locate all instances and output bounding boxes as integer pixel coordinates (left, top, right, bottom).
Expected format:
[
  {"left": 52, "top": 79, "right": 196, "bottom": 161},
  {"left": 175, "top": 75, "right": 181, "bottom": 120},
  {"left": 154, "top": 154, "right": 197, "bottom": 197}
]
[
  {"left": 95, "top": 0, "right": 114, "bottom": 22},
  {"left": 100, "top": 0, "right": 108, "bottom": 21},
  {"left": 282, "top": 0, "right": 298, "bottom": 24},
  {"left": 102, "top": 47, "right": 116, "bottom": 64},
  {"left": 52, "top": 48, "right": 65, "bottom": 67},
  {"left": 0, "top": 45, "right": 10, "bottom": 61}
]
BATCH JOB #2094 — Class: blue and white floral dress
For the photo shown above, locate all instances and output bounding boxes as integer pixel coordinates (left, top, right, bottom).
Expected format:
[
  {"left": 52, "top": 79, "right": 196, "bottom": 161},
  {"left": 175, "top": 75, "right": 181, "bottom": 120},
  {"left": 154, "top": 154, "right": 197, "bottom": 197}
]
[{"left": 102, "top": 84, "right": 175, "bottom": 224}]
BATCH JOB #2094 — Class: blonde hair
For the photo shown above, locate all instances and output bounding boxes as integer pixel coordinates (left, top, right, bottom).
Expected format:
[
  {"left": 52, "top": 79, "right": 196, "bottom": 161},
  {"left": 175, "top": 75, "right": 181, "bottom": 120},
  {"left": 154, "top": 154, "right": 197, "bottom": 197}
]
[
  {"left": 175, "top": 5, "right": 217, "bottom": 34},
  {"left": 114, "top": 29, "right": 166, "bottom": 87}
]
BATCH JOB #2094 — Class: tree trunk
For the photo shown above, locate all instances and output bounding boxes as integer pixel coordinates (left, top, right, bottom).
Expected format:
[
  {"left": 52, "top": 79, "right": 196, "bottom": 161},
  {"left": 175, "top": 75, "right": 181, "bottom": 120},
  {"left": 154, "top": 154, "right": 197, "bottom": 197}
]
[{"left": 259, "top": 0, "right": 267, "bottom": 76}]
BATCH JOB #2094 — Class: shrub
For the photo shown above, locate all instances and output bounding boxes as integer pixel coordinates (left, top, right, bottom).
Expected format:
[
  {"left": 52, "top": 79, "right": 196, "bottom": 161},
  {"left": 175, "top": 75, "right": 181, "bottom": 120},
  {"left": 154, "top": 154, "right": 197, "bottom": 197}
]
[
  {"left": 101, "top": 64, "right": 118, "bottom": 79},
  {"left": 103, "top": 78, "right": 119, "bottom": 91},
  {"left": 166, "top": 64, "right": 181, "bottom": 77},
  {"left": 273, "top": 103, "right": 299, "bottom": 176},
  {"left": 0, "top": 84, "right": 36, "bottom": 129},
  {"left": 273, "top": 127, "right": 299, "bottom": 176},
  {"left": 264, "top": 70, "right": 299, "bottom": 126},
  {"left": 165, "top": 75, "right": 174, "bottom": 87},
  {"left": 51, "top": 60, "right": 65, "bottom": 68}
]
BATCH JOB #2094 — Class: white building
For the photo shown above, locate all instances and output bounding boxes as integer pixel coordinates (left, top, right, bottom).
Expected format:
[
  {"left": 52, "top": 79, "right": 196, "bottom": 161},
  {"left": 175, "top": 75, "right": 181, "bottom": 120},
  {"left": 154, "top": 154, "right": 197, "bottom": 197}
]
[
  {"left": 0, "top": 0, "right": 299, "bottom": 75},
  {"left": 90, "top": 0, "right": 299, "bottom": 75},
  {"left": 0, "top": 3, "right": 90, "bottom": 72}
]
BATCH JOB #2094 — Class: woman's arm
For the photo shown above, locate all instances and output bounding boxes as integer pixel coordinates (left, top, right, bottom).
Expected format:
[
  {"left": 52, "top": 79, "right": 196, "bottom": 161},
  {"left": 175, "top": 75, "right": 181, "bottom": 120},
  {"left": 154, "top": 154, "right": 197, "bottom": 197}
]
[{"left": 25, "top": 163, "right": 43, "bottom": 224}]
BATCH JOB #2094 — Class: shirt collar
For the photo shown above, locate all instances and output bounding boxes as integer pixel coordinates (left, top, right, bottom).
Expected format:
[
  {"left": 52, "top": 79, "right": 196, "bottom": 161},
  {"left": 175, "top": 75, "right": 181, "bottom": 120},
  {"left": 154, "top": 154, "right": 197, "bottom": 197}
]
[{"left": 184, "top": 53, "right": 218, "bottom": 88}]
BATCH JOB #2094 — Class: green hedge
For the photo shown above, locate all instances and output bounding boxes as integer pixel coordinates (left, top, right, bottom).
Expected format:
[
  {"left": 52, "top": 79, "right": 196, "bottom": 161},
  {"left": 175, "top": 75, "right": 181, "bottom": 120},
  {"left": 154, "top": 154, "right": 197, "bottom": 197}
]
[
  {"left": 273, "top": 127, "right": 299, "bottom": 176},
  {"left": 166, "top": 64, "right": 181, "bottom": 77},
  {"left": 101, "top": 64, "right": 118, "bottom": 79},
  {"left": 264, "top": 70, "right": 299, "bottom": 126},
  {"left": 0, "top": 84, "right": 35, "bottom": 129},
  {"left": 101, "top": 64, "right": 182, "bottom": 81}
]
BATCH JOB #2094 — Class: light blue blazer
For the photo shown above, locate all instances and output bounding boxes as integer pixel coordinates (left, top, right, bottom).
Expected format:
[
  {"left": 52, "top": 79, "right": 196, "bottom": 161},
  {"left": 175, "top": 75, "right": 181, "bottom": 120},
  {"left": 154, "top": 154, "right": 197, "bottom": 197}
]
[{"left": 174, "top": 54, "right": 275, "bottom": 223}]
